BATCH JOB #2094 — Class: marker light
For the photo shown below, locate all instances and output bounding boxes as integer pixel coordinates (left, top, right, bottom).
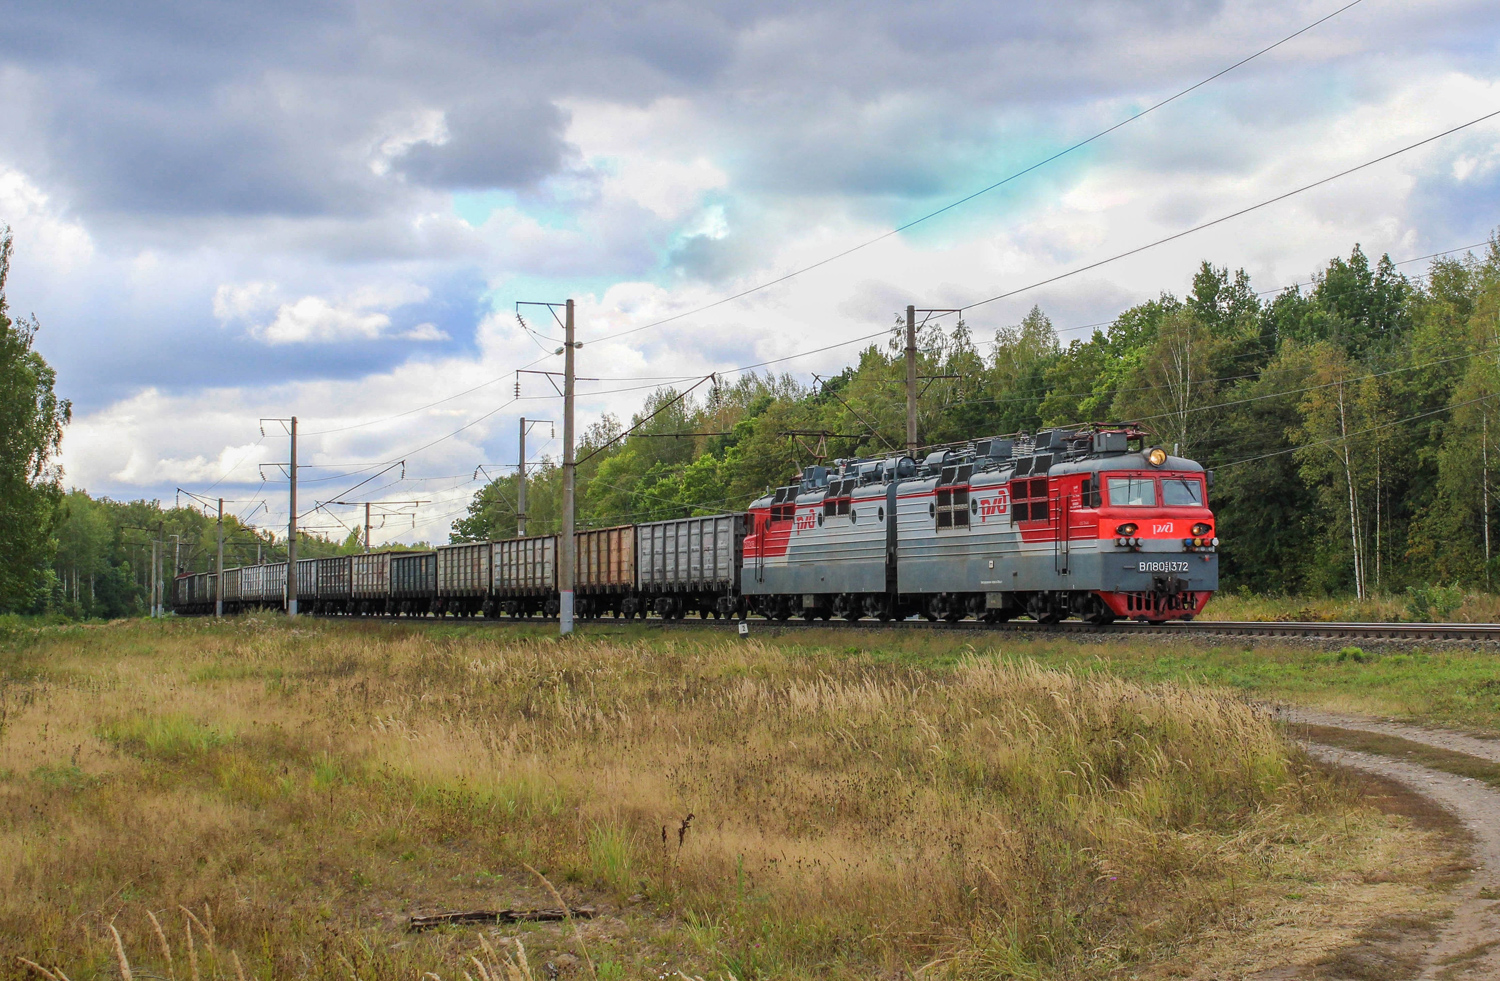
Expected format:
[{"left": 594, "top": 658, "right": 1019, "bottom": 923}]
[
  {"left": 1147, "top": 447, "right": 1168, "bottom": 467},
  {"left": 1115, "top": 522, "right": 1138, "bottom": 536}
]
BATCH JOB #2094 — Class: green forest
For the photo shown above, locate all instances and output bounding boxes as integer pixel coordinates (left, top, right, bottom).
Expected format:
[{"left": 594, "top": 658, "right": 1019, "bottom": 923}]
[
  {"left": 458, "top": 236, "right": 1500, "bottom": 600},
  {"left": 4, "top": 222, "right": 1500, "bottom": 616}
]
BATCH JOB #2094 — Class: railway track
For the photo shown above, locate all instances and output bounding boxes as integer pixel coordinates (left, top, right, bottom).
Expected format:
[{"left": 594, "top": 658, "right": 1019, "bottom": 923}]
[{"left": 318, "top": 614, "right": 1500, "bottom": 643}]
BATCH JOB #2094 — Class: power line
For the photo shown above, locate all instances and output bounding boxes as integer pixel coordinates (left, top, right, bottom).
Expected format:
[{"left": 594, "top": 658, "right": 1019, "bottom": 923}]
[
  {"left": 951, "top": 108, "right": 1500, "bottom": 318},
  {"left": 585, "top": 0, "right": 1369, "bottom": 346},
  {"left": 1218, "top": 392, "right": 1497, "bottom": 470}
]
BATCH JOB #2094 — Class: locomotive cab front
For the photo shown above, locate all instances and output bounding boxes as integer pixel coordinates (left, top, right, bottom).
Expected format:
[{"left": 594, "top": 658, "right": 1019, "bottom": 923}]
[{"left": 1091, "top": 451, "right": 1217, "bottom": 622}]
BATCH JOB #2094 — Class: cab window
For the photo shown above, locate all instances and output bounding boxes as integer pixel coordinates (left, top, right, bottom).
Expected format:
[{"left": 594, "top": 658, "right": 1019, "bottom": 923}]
[
  {"left": 1106, "top": 476, "right": 1156, "bottom": 506},
  {"left": 1162, "top": 478, "right": 1204, "bottom": 506}
]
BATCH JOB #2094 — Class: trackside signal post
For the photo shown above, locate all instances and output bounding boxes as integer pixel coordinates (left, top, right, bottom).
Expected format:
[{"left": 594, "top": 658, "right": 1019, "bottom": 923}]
[{"left": 560, "top": 298, "right": 577, "bottom": 636}]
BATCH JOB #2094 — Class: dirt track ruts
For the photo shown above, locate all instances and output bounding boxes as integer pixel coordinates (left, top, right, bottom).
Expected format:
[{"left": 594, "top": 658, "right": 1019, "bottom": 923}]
[{"left": 1286, "top": 708, "right": 1500, "bottom": 979}]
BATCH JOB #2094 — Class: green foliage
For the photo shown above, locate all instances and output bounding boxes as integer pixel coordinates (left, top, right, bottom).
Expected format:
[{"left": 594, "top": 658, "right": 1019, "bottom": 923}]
[
  {"left": 0, "top": 227, "right": 71, "bottom": 613},
  {"left": 1404, "top": 584, "right": 1464, "bottom": 623}
]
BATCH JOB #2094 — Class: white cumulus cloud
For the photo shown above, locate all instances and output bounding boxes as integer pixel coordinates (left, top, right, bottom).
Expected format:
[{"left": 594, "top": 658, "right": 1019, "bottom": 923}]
[{"left": 213, "top": 281, "right": 441, "bottom": 345}]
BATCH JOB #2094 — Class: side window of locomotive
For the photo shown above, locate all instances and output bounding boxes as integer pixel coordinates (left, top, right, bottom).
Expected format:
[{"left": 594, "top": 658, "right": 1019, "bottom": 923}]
[
  {"left": 1010, "top": 477, "right": 1050, "bottom": 523},
  {"left": 935, "top": 467, "right": 971, "bottom": 530},
  {"left": 1106, "top": 476, "right": 1156, "bottom": 506},
  {"left": 1162, "top": 478, "right": 1204, "bottom": 506}
]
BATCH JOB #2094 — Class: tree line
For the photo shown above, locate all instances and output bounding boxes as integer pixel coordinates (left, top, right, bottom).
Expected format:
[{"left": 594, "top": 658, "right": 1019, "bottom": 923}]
[
  {"left": 4, "top": 224, "right": 1500, "bottom": 615},
  {"left": 458, "top": 234, "right": 1500, "bottom": 598}
]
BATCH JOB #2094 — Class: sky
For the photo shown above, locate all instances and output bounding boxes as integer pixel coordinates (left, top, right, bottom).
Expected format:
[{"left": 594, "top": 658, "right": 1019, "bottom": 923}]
[{"left": 2, "top": 0, "right": 1498, "bottom": 545}]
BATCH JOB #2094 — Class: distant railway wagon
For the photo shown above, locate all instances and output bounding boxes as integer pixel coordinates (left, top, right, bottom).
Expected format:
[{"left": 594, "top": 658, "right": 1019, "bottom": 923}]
[
  {"left": 176, "top": 425, "right": 1217, "bottom": 625},
  {"left": 436, "top": 542, "right": 492, "bottom": 616},
  {"left": 350, "top": 552, "right": 391, "bottom": 614},
  {"left": 390, "top": 551, "right": 436, "bottom": 615},
  {"left": 173, "top": 571, "right": 217, "bottom": 614},
  {"left": 314, "top": 556, "right": 352, "bottom": 614},
  {"left": 493, "top": 535, "right": 558, "bottom": 617},
  {"left": 635, "top": 515, "right": 744, "bottom": 619}
]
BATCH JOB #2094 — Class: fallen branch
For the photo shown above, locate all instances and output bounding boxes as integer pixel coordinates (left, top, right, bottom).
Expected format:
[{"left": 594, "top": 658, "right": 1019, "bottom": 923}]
[{"left": 408, "top": 906, "right": 597, "bottom": 931}]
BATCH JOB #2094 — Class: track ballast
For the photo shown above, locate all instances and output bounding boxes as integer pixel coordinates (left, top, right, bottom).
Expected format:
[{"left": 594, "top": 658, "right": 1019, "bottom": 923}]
[{"left": 308, "top": 614, "right": 1500, "bottom": 644}]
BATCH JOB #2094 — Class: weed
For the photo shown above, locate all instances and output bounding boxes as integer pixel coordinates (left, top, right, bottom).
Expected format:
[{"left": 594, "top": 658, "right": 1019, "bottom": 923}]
[
  {"left": 1406, "top": 584, "right": 1466, "bottom": 623},
  {"left": 98, "top": 713, "right": 235, "bottom": 760}
]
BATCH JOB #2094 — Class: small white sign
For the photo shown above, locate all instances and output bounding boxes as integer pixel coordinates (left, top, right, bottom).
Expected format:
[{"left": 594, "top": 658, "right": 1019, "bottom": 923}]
[{"left": 738, "top": 621, "right": 750, "bottom": 637}]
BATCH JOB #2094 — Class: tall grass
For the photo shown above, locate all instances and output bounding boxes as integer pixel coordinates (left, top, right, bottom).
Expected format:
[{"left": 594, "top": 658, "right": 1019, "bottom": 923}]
[
  {"left": 1203, "top": 588, "right": 1500, "bottom": 623},
  {"left": 0, "top": 617, "right": 1439, "bottom": 980}
]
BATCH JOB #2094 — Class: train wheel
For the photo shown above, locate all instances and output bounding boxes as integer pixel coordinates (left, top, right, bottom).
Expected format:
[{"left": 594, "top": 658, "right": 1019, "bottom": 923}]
[{"left": 1026, "top": 594, "right": 1063, "bottom": 624}]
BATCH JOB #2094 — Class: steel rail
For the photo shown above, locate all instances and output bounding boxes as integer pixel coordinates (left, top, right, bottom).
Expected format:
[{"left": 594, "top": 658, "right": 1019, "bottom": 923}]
[{"left": 290, "top": 614, "right": 1500, "bottom": 643}]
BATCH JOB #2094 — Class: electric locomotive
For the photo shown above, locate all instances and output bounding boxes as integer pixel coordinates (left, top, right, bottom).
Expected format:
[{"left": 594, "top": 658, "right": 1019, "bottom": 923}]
[
  {"left": 176, "top": 425, "right": 1216, "bottom": 625},
  {"left": 742, "top": 426, "right": 1216, "bottom": 623}
]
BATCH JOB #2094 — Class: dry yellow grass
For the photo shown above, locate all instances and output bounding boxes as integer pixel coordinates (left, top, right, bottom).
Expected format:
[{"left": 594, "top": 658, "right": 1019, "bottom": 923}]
[{"left": 0, "top": 617, "right": 1466, "bottom": 979}]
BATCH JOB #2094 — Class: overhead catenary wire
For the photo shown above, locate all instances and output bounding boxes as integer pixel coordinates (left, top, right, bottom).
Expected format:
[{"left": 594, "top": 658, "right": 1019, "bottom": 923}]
[
  {"left": 584, "top": 0, "right": 1370, "bottom": 347},
  {"left": 947, "top": 108, "right": 1500, "bottom": 320}
]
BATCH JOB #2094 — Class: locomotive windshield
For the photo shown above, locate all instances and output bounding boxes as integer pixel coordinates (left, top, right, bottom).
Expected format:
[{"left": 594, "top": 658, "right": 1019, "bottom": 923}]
[
  {"left": 1106, "top": 476, "right": 1156, "bottom": 506},
  {"left": 1162, "top": 477, "right": 1204, "bottom": 506}
]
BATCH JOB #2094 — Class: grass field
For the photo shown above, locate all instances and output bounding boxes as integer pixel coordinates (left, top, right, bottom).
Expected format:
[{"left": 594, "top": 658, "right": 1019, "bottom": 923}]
[
  {"left": 1201, "top": 588, "right": 1500, "bottom": 624},
  {"left": 0, "top": 617, "right": 1475, "bottom": 980}
]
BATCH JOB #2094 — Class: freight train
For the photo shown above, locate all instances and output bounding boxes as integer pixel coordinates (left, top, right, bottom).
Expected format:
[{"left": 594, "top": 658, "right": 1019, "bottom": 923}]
[{"left": 174, "top": 425, "right": 1218, "bottom": 624}]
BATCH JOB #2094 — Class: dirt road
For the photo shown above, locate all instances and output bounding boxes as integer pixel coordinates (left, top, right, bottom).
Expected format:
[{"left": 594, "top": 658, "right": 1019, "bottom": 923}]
[{"left": 1283, "top": 707, "right": 1500, "bottom": 979}]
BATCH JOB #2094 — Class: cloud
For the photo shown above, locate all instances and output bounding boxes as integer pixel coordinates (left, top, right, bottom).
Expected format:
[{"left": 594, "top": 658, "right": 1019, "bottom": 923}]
[{"left": 215, "top": 282, "right": 438, "bottom": 345}]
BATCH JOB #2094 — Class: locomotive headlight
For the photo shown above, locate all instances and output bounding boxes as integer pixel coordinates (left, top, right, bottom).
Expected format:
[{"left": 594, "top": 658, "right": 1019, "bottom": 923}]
[
  {"left": 1115, "top": 522, "right": 1138, "bottom": 536},
  {"left": 1147, "top": 447, "right": 1168, "bottom": 467},
  {"left": 1191, "top": 522, "right": 1212, "bottom": 536}
]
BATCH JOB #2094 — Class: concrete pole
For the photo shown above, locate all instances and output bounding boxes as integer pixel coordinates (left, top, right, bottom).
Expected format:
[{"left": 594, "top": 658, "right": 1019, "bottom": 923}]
[
  {"left": 151, "top": 538, "right": 158, "bottom": 617},
  {"left": 287, "top": 415, "right": 298, "bottom": 616},
  {"left": 517, "top": 417, "right": 528, "bottom": 537},
  {"left": 560, "top": 300, "right": 576, "bottom": 636},
  {"left": 905, "top": 304, "right": 918, "bottom": 456},
  {"left": 365, "top": 501, "right": 372, "bottom": 552},
  {"left": 216, "top": 498, "right": 224, "bottom": 617}
]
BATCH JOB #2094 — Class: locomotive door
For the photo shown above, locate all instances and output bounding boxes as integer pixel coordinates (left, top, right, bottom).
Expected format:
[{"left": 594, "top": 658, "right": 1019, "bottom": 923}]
[
  {"left": 754, "top": 512, "right": 766, "bottom": 583},
  {"left": 1053, "top": 483, "right": 1072, "bottom": 576}
]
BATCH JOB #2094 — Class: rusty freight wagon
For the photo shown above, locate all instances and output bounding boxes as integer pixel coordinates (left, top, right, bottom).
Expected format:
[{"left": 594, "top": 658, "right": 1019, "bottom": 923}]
[
  {"left": 575, "top": 525, "right": 635, "bottom": 617},
  {"left": 492, "top": 535, "right": 557, "bottom": 617}
]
